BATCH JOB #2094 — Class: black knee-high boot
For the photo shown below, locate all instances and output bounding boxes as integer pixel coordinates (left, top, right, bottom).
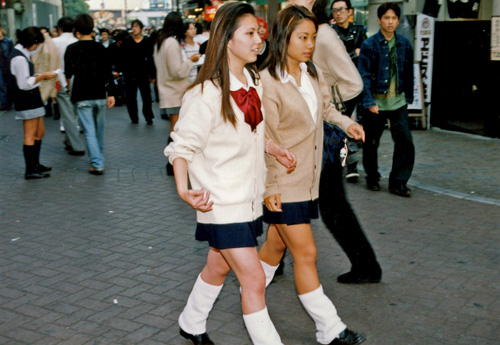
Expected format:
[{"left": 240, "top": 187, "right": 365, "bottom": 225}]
[
  {"left": 23, "top": 145, "right": 49, "bottom": 179},
  {"left": 34, "top": 140, "right": 52, "bottom": 173}
]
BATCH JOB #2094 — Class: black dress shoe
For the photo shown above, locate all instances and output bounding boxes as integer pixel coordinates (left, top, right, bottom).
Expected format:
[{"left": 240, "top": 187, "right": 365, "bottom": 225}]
[
  {"left": 389, "top": 184, "right": 412, "bottom": 197},
  {"left": 366, "top": 181, "right": 380, "bottom": 191},
  {"left": 146, "top": 118, "right": 153, "bottom": 125},
  {"left": 68, "top": 150, "right": 85, "bottom": 156},
  {"left": 337, "top": 269, "right": 382, "bottom": 284},
  {"left": 329, "top": 329, "right": 366, "bottom": 345},
  {"left": 38, "top": 164, "right": 52, "bottom": 173},
  {"left": 179, "top": 328, "right": 215, "bottom": 345}
]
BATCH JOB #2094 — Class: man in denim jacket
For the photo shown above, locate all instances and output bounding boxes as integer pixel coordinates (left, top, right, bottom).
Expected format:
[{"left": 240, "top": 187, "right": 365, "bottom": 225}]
[{"left": 358, "top": 2, "right": 415, "bottom": 197}]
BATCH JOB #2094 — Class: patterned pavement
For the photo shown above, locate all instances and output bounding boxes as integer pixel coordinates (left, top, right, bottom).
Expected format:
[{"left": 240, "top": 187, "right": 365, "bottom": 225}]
[{"left": 1, "top": 103, "right": 499, "bottom": 345}]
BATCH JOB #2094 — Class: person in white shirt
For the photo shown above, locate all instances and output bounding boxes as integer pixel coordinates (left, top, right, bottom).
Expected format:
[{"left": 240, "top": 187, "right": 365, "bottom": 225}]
[
  {"left": 181, "top": 22, "right": 204, "bottom": 82},
  {"left": 9, "top": 27, "right": 56, "bottom": 179},
  {"left": 164, "top": 3, "right": 296, "bottom": 344},
  {"left": 52, "top": 16, "right": 86, "bottom": 155}
]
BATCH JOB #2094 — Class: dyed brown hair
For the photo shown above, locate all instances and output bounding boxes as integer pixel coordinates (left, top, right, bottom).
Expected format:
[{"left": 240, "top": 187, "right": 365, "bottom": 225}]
[{"left": 187, "top": 2, "right": 259, "bottom": 128}]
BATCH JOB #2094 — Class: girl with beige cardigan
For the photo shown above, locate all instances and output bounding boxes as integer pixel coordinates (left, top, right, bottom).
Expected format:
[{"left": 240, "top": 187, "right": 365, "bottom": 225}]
[
  {"left": 154, "top": 12, "right": 200, "bottom": 176},
  {"left": 258, "top": 6, "right": 365, "bottom": 345}
]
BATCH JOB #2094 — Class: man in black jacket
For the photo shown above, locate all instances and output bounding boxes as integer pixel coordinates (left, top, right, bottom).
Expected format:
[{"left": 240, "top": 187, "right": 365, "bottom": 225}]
[
  {"left": 331, "top": 0, "right": 367, "bottom": 182},
  {"left": 119, "top": 20, "right": 156, "bottom": 125}
]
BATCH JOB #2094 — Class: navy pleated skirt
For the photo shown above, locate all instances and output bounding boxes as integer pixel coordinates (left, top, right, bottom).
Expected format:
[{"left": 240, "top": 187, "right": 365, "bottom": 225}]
[
  {"left": 263, "top": 199, "right": 319, "bottom": 225},
  {"left": 195, "top": 217, "right": 263, "bottom": 250}
]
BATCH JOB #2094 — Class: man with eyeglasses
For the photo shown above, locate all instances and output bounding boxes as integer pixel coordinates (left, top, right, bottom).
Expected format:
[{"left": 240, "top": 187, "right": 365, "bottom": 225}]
[
  {"left": 330, "top": 0, "right": 367, "bottom": 183},
  {"left": 331, "top": 0, "right": 366, "bottom": 67},
  {"left": 358, "top": 2, "right": 415, "bottom": 197}
]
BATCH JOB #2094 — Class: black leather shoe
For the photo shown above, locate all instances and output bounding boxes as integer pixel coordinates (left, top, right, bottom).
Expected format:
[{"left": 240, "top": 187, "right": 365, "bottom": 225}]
[
  {"left": 179, "top": 328, "right": 215, "bottom": 345},
  {"left": 38, "top": 164, "right": 52, "bottom": 173},
  {"left": 366, "top": 181, "right": 380, "bottom": 191},
  {"left": 68, "top": 150, "right": 85, "bottom": 156},
  {"left": 146, "top": 118, "right": 153, "bottom": 125},
  {"left": 329, "top": 329, "right": 366, "bottom": 345},
  {"left": 337, "top": 269, "right": 382, "bottom": 284},
  {"left": 389, "top": 184, "right": 412, "bottom": 197}
]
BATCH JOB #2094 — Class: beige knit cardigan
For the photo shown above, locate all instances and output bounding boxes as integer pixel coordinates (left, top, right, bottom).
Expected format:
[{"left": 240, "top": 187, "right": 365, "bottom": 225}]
[
  {"left": 261, "top": 66, "right": 354, "bottom": 202},
  {"left": 313, "top": 23, "right": 363, "bottom": 102},
  {"left": 154, "top": 37, "right": 193, "bottom": 109}
]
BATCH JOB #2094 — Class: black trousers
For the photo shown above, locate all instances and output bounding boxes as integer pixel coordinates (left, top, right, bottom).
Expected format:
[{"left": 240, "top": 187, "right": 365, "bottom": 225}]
[
  {"left": 361, "top": 105, "right": 415, "bottom": 186},
  {"left": 319, "top": 158, "right": 379, "bottom": 270},
  {"left": 124, "top": 76, "right": 154, "bottom": 123}
]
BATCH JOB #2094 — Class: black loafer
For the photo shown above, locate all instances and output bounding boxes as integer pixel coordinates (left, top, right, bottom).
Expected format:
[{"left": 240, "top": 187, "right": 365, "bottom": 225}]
[
  {"left": 366, "top": 181, "right": 380, "bottom": 191},
  {"left": 38, "top": 164, "right": 52, "bottom": 173},
  {"left": 389, "top": 184, "right": 412, "bottom": 197},
  {"left": 179, "top": 328, "right": 214, "bottom": 345},
  {"left": 329, "top": 329, "right": 366, "bottom": 345}
]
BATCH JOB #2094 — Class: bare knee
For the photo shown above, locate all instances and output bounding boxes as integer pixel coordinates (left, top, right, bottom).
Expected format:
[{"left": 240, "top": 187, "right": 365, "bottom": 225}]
[
  {"left": 291, "top": 244, "right": 317, "bottom": 266},
  {"left": 240, "top": 269, "right": 265, "bottom": 296}
]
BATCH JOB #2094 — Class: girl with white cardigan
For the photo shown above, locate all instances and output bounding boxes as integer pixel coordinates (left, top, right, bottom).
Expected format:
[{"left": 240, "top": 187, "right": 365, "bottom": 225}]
[{"left": 164, "top": 3, "right": 296, "bottom": 344}]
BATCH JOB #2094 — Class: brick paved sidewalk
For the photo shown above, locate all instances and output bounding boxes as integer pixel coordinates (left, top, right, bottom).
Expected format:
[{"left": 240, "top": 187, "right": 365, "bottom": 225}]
[{"left": 1, "top": 106, "right": 499, "bottom": 344}]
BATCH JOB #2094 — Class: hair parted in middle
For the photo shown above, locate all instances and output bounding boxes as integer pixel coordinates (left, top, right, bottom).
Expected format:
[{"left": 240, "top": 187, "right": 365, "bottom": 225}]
[
  {"left": 187, "top": 1, "right": 259, "bottom": 128},
  {"left": 262, "top": 5, "right": 318, "bottom": 81}
]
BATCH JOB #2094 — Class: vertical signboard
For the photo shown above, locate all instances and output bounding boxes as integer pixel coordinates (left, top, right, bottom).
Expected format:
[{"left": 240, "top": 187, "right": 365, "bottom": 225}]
[
  {"left": 415, "top": 14, "right": 434, "bottom": 103},
  {"left": 491, "top": 17, "right": 500, "bottom": 61}
]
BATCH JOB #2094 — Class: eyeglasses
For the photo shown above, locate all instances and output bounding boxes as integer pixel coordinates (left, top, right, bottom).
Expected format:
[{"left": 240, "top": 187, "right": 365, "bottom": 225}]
[{"left": 332, "top": 7, "right": 348, "bottom": 14}]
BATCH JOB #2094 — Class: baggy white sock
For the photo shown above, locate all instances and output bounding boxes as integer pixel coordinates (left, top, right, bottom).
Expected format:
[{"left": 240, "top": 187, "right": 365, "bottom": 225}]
[
  {"left": 298, "top": 285, "right": 346, "bottom": 344},
  {"left": 179, "top": 274, "right": 223, "bottom": 335},
  {"left": 243, "top": 307, "right": 283, "bottom": 345},
  {"left": 261, "top": 260, "right": 279, "bottom": 288}
]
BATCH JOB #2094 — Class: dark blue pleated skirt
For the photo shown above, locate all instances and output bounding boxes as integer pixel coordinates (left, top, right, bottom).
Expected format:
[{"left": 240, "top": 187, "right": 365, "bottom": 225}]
[
  {"left": 195, "top": 217, "right": 263, "bottom": 250},
  {"left": 263, "top": 199, "right": 319, "bottom": 225}
]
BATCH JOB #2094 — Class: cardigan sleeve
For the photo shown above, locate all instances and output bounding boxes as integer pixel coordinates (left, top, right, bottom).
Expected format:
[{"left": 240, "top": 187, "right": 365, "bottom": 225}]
[
  {"left": 314, "top": 24, "right": 363, "bottom": 101},
  {"left": 262, "top": 77, "right": 285, "bottom": 199},
  {"left": 316, "top": 68, "right": 354, "bottom": 134},
  {"left": 165, "top": 38, "right": 194, "bottom": 80},
  {"left": 164, "top": 84, "right": 216, "bottom": 165}
]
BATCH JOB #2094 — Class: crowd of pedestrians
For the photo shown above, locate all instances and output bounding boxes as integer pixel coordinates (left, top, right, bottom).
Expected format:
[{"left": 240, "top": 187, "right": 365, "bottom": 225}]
[{"left": 1, "top": 1, "right": 417, "bottom": 344}]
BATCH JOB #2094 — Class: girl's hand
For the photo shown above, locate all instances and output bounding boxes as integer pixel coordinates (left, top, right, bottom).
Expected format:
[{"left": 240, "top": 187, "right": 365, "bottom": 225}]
[
  {"left": 275, "top": 148, "right": 297, "bottom": 173},
  {"left": 179, "top": 189, "right": 214, "bottom": 212},
  {"left": 346, "top": 123, "right": 365, "bottom": 142},
  {"left": 190, "top": 53, "right": 201, "bottom": 63},
  {"left": 43, "top": 72, "right": 57, "bottom": 80},
  {"left": 264, "top": 194, "right": 282, "bottom": 212}
]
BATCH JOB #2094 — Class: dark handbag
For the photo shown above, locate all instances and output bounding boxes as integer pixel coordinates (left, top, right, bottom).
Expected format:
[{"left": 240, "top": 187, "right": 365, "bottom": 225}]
[{"left": 323, "top": 121, "right": 347, "bottom": 166}]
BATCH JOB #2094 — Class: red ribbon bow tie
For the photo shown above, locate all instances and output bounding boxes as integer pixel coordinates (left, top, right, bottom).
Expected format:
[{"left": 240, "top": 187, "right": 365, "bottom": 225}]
[{"left": 230, "top": 87, "right": 263, "bottom": 132}]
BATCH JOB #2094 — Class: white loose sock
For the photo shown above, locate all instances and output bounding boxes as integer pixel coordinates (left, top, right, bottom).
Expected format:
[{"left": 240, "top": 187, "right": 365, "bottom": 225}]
[
  {"left": 298, "top": 285, "right": 346, "bottom": 344},
  {"left": 179, "top": 274, "right": 223, "bottom": 335},
  {"left": 243, "top": 307, "right": 284, "bottom": 345},
  {"left": 261, "top": 260, "right": 279, "bottom": 288}
]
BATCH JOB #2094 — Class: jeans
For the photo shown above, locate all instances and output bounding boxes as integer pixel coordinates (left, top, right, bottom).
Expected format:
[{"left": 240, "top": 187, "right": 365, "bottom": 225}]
[
  {"left": 76, "top": 99, "right": 107, "bottom": 169},
  {"left": 319, "top": 158, "right": 380, "bottom": 271},
  {"left": 124, "top": 76, "right": 154, "bottom": 123},
  {"left": 361, "top": 105, "right": 415, "bottom": 186}
]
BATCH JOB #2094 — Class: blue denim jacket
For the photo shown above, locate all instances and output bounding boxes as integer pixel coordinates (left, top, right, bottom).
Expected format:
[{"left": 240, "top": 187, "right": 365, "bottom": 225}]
[{"left": 358, "top": 30, "right": 414, "bottom": 109}]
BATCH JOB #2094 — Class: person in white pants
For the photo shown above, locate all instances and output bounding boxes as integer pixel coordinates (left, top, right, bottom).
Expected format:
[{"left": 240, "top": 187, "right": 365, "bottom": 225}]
[{"left": 164, "top": 3, "right": 297, "bottom": 344}]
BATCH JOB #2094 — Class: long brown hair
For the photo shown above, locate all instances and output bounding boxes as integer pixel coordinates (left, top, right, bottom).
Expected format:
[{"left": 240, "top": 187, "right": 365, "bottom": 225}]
[
  {"left": 262, "top": 5, "right": 318, "bottom": 80},
  {"left": 187, "top": 2, "right": 259, "bottom": 128}
]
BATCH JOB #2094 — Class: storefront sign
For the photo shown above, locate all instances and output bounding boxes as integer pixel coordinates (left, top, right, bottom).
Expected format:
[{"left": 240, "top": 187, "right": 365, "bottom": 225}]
[
  {"left": 205, "top": 6, "right": 217, "bottom": 21},
  {"left": 415, "top": 14, "right": 435, "bottom": 103},
  {"left": 491, "top": 17, "right": 500, "bottom": 61}
]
